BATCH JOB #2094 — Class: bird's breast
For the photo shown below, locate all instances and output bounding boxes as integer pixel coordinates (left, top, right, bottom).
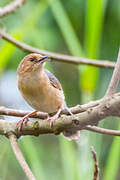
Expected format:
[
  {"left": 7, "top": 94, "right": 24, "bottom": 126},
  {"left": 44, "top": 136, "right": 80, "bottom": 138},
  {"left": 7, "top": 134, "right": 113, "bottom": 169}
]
[{"left": 18, "top": 74, "right": 65, "bottom": 113}]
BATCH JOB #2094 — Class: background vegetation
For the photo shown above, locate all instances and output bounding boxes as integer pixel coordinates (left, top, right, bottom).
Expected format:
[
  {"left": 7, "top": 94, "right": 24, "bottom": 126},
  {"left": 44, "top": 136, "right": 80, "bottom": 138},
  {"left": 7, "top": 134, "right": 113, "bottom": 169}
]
[{"left": 0, "top": 0, "right": 120, "bottom": 179}]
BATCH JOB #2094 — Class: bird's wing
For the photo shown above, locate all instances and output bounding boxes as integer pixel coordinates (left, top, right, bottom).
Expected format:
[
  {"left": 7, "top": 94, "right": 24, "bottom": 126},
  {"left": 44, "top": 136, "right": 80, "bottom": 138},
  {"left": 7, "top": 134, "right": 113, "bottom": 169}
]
[{"left": 44, "top": 70, "right": 62, "bottom": 91}]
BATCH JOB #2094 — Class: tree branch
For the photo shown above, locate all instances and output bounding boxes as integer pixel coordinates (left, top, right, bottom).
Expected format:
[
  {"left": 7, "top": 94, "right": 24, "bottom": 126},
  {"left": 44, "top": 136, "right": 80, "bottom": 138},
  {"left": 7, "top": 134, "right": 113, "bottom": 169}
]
[
  {"left": 9, "top": 133, "right": 36, "bottom": 180},
  {"left": 0, "top": 30, "right": 115, "bottom": 68},
  {"left": 0, "top": 99, "right": 101, "bottom": 119},
  {"left": 0, "top": 0, "right": 26, "bottom": 18},
  {"left": 85, "top": 125, "right": 120, "bottom": 136},
  {"left": 105, "top": 49, "right": 120, "bottom": 96},
  {"left": 0, "top": 93, "right": 120, "bottom": 137},
  {"left": 91, "top": 147, "right": 99, "bottom": 180},
  {"left": 0, "top": 106, "right": 48, "bottom": 119}
]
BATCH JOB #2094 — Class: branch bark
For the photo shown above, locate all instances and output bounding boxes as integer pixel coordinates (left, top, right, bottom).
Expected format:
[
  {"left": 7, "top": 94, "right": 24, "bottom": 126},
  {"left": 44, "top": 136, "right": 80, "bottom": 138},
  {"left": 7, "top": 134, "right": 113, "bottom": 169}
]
[
  {"left": 9, "top": 133, "right": 36, "bottom": 180},
  {"left": 0, "top": 30, "right": 115, "bottom": 68},
  {"left": 0, "top": 0, "right": 26, "bottom": 18}
]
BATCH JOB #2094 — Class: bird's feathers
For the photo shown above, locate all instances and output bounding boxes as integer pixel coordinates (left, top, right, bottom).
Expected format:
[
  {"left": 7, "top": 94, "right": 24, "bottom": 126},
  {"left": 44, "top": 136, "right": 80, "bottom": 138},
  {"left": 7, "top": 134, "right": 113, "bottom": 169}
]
[
  {"left": 45, "top": 70, "right": 62, "bottom": 91},
  {"left": 62, "top": 130, "right": 80, "bottom": 141}
]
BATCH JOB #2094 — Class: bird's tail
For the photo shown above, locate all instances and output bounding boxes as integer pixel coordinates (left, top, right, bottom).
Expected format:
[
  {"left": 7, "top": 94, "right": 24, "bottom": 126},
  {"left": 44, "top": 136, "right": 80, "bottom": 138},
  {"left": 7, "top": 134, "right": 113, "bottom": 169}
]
[
  {"left": 62, "top": 130, "right": 80, "bottom": 141},
  {"left": 62, "top": 104, "right": 80, "bottom": 141}
]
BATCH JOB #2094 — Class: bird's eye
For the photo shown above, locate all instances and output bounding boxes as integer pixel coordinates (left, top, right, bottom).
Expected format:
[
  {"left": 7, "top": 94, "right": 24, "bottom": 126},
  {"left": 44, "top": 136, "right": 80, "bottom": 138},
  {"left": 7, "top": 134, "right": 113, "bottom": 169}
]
[{"left": 30, "top": 57, "right": 35, "bottom": 62}]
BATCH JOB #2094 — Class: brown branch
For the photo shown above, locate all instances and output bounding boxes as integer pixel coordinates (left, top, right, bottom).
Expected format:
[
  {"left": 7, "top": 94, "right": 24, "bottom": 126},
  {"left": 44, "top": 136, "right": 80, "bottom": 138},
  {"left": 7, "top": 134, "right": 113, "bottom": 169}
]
[
  {"left": 91, "top": 147, "right": 99, "bottom": 180},
  {"left": 9, "top": 133, "right": 36, "bottom": 180},
  {"left": 105, "top": 49, "right": 120, "bottom": 96},
  {"left": 0, "top": 0, "right": 26, "bottom": 18},
  {"left": 0, "top": 106, "right": 48, "bottom": 119},
  {"left": 0, "top": 99, "right": 101, "bottom": 119},
  {"left": 0, "top": 93, "right": 120, "bottom": 137},
  {"left": 85, "top": 125, "right": 120, "bottom": 136},
  {"left": 0, "top": 30, "right": 115, "bottom": 68}
]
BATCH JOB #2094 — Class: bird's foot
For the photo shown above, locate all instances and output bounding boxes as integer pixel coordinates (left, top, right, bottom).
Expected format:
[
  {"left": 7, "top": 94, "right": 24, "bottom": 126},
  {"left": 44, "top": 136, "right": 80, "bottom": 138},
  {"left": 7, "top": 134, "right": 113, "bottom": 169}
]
[
  {"left": 46, "top": 108, "right": 62, "bottom": 127},
  {"left": 16, "top": 110, "right": 38, "bottom": 131}
]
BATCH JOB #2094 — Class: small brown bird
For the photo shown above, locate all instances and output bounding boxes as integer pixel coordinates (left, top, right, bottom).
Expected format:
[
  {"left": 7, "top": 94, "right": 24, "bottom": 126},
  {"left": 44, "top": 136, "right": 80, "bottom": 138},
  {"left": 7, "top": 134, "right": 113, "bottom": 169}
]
[{"left": 17, "top": 53, "right": 80, "bottom": 140}]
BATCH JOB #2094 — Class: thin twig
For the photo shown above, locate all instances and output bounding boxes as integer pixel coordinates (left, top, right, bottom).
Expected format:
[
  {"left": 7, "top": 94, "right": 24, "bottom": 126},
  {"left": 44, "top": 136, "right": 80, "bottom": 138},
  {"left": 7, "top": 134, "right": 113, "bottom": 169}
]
[
  {"left": 0, "top": 30, "right": 115, "bottom": 68},
  {"left": 0, "top": 0, "right": 26, "bottom": 18},
  {"left": 91, "top": 147, "right": 99, "bottom": 180},
  {"left": 85, "top": 125, "right": 120, "bottom": 136},
  {"left": 105, "top": 49, "right": 120, "bottom": 96},
  {"left": 0, "top": 99, "right": 101, "bottom": 119},
  {"left": 0, "top": 106, "right": 48, "bottom": 119},
  {"left": 9, "top": 133, "right": 36, "bottom": 180}
]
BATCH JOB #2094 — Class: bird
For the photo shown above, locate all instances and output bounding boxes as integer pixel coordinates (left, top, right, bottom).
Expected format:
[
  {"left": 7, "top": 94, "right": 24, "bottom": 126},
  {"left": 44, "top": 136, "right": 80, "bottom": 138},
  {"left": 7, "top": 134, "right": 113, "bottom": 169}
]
[{"left": 17, "top": 53, "right": 80, "bottom": 140}]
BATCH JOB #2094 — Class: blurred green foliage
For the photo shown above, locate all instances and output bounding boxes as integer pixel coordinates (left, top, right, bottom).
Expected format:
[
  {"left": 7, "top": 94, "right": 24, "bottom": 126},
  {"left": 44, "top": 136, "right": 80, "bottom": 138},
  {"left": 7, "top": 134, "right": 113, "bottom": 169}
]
[{"left": 0, "top": 0, "right": 120, "bottom": 179}]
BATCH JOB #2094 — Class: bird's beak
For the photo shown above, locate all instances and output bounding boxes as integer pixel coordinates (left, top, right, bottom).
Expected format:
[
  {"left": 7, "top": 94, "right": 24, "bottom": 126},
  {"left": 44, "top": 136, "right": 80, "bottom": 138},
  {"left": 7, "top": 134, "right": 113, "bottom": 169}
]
[{"left": 37, "top": 56, "right": 50, "bottom": 63}]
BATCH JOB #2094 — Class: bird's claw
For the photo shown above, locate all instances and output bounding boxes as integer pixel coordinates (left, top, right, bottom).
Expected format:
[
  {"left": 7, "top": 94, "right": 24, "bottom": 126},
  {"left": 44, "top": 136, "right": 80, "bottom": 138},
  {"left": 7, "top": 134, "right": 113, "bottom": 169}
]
[
  {"left": 46, "top": 108, "right": 62, "bottom": 127},
  {"left": 16, "top": 116, "right": 29, "bottom": 131},
  {"left": 16, "top": 110, "right": 38, "bottom": 131},
  {"left": 46, "top": 116, "right": 57, "bottom": 127}
]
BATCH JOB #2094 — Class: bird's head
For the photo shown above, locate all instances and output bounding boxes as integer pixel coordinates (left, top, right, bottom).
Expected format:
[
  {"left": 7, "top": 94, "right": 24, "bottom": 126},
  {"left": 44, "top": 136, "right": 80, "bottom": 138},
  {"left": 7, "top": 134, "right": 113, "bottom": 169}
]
[{"left": 17, "top": 53, "right": 49, "bottom": 75}]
